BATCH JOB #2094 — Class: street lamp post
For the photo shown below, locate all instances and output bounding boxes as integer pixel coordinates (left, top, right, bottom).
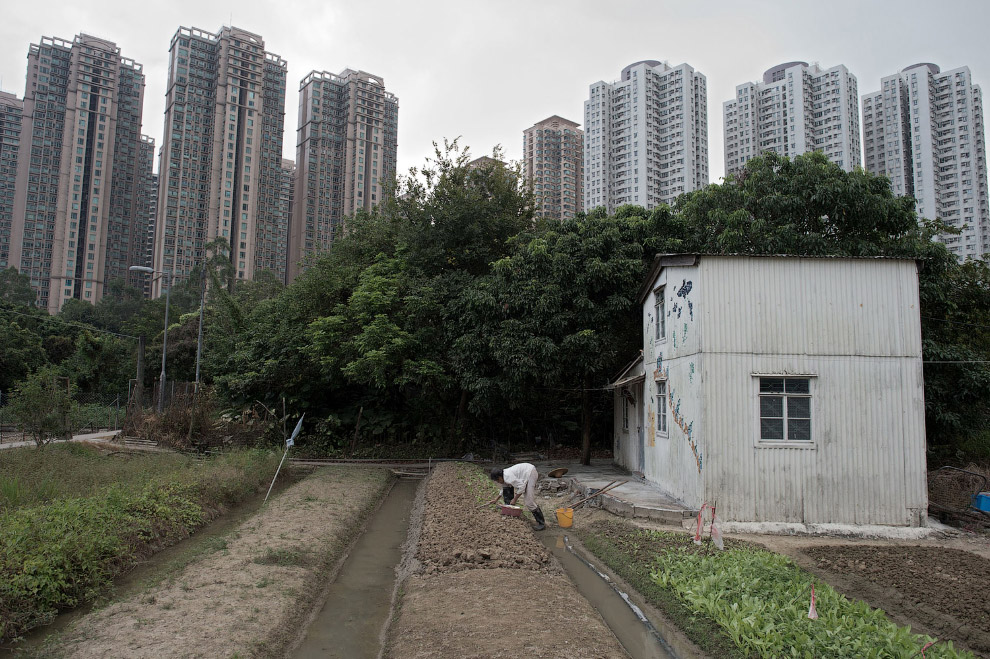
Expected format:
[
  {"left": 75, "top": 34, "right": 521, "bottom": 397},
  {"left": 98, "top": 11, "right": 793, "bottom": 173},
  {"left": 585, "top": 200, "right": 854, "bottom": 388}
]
[
  {"left": 130, "top": 265, "right": 171, "bottom": 413},
  {"left": 194, "top": 264, "right": 205, "bottom": 393}
]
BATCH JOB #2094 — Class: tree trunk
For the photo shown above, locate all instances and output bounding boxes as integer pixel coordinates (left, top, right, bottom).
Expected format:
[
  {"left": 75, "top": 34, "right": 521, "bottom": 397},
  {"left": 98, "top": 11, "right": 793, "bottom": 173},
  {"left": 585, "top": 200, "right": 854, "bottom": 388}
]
[
  {"left": 349, "top": 406, "right": 364, "bottom": 457},
  {"left": 580, "top": 373, "right": 592, "bottom": 466},
  {"left": 451, "top": 389, "right": 469, "bottom": 439}
]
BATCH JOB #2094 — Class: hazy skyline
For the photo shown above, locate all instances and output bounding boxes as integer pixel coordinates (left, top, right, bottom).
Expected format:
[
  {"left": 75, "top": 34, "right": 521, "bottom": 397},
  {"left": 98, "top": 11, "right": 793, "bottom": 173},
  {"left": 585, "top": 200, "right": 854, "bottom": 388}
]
[{"left": 2, "top": 0, "right": 989, "bottom": 185}]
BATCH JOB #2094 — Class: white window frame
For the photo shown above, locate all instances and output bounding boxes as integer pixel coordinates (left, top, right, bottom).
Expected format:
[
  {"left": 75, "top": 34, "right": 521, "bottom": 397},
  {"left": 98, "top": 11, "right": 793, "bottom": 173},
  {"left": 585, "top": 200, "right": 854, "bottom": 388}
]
[
  {"left": 654, "top": 286, "right": 666, "bottom": 342},
  {"left": 656, "top": 380, "right": 668, "bottom": 436},
  {"left": 754, "top": 374, "right": 816, "bottom": 449}
]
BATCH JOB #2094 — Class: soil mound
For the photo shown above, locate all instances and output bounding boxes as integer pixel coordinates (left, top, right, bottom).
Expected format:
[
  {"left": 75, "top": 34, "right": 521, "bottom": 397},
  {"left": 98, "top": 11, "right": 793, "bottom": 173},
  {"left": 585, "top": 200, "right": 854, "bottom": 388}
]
[
  {"left": 385, "top": 462, "right": 627, "bottom": 658},
  {"left": 416, "top": 462, "right": 558, "bottom": 575}
]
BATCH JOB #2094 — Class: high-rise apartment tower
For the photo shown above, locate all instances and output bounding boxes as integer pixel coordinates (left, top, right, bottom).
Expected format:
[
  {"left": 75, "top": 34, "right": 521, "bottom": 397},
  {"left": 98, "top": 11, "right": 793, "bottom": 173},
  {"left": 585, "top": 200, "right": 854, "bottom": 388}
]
[
  {"left": 152, "top": 26, "right": 288, "bottom": 295},
  {"left": 288, "top": 69, "right": 398, "bottom": 282},
  {"left": 275, "top": 158, "right": 294, "bottom": 282},
  {"left": 0, "top": 91, "right": 23, "bottom": 270},
  {"left": 724, "top": 62, "right": 861, "bottom": 177},
  {"left": 8, "top": 34, "right": 146, "bottom": 312},
  {"left": 523, "top": 115, "right": 583, "bottom": 221},
  {"left": 126, "top": 135, "right": 156, "bottom": 292},
  {"left": 584, "top": 60, "right": 708, "bottom": 214},
  {"left": 863, "top": 64, "right": 990, "bottom": 259}
]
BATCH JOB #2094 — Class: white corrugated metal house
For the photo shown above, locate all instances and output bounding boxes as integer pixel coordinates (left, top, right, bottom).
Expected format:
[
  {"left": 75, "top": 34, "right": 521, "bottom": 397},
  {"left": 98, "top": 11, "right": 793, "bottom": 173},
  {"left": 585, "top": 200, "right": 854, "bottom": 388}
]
[{"left": 611, "top": 254, "right": 928, "bottom": 527}]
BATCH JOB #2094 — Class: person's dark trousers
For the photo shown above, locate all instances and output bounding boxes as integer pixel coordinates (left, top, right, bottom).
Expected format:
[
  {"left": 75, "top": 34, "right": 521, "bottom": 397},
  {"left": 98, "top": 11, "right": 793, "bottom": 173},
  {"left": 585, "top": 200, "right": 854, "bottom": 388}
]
[{"left": 502, "top": 486, "right": 514, "bottom": 504}]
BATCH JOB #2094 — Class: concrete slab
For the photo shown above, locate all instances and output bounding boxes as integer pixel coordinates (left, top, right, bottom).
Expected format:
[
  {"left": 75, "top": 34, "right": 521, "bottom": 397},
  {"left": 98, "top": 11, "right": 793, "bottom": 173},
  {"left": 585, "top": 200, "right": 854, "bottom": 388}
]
[
  {"left": 527, "top": 459, "right": 698, "bottom": 524},
  {"left": 0, "top": 430, "right": 119, "bottom": 450}
]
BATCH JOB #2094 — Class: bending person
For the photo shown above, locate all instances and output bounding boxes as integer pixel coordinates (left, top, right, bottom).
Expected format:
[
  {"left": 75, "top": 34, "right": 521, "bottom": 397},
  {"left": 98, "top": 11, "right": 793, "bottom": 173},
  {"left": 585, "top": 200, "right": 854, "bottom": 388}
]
[{"left": 488, "top": 463, "right": 545, "bottom": 531}]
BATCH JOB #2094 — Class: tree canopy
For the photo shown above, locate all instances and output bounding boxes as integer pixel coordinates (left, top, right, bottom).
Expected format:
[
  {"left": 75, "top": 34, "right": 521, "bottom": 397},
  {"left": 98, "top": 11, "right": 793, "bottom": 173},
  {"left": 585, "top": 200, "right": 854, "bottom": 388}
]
[{"left": 1, "top": 149, "right": 987, "bottom": 464}]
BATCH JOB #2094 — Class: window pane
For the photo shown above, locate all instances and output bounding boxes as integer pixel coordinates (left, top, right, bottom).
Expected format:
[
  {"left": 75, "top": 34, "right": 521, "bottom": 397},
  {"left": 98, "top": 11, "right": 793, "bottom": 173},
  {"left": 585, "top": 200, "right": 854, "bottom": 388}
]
[
  {"left": 788, "top": 397, "right": 810, "bottom": 419},
  {"left": 760, "top": 378, "right": 784, "bottom": 393},
  {"left": 761, "top": 418, "right": 784, "bottom": 440},
  {"left": 788, "top": 418, "right": 811, "bottom": 441},
  {"left": 760, "top": 396, "right": 783, "bottom": 417},
  {"left": 658, "top": 385, "right": 667, "bottom": 433},
  {"left": 785, "top": 379, "right": 810, "bottom": 394}
]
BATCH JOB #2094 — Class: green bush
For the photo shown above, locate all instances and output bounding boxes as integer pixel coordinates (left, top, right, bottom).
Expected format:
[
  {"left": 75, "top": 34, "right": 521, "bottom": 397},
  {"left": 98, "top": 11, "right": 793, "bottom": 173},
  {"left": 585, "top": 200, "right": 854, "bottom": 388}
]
[
  {"left": 0, "top": 448, "right": 280, "bottom": 642},
  {"left": 7, "top": 367, "right": 76, "bottom": 445}
]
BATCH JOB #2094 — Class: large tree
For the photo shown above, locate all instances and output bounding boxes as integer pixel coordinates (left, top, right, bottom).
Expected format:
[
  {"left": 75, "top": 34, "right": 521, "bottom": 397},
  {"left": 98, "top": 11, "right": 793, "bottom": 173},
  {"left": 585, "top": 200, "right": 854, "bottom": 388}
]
[
  {"left": 675, "top": 151, "right": 926, "bottom": 256},
  {"left": 0, "top": 267, "right": 36, "bottom": 307},
  {"left": 453, "top": 206, "right": 674, "bottom": 463},
  {"left": 211, "top": 142, "right": 534, "bottom": 451},
  {"left": 0, "top": 317, "right": 47, "bottom": 393}
]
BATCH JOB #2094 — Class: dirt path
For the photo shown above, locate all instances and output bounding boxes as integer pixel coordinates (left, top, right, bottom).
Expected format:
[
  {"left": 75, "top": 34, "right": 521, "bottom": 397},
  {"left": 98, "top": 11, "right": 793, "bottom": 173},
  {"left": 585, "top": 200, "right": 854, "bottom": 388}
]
[
  {"left": 48, "top": 467, "right": 391, "bottom": 658},
  {"left": 384, "top": 463, "right": 628, "bottom": 658}
]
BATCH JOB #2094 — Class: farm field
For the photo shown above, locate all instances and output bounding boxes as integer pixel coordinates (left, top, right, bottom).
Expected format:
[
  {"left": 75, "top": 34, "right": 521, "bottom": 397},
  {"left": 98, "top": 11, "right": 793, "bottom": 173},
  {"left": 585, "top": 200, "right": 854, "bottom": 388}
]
[
  {"left": 801, "top": 545, "right": 990, "bottom": 656},
  {"left": 576, "top": 518, "right": 987, "bottom": 658},
  {"left": 0, "top": 443, "right": 283, "bottom": 645},
  {"left": 36, "top": 466, "right": 391, "bottom": 658},
  {"left": 4, "top": 455, "right": 988, "bottom": 658}
]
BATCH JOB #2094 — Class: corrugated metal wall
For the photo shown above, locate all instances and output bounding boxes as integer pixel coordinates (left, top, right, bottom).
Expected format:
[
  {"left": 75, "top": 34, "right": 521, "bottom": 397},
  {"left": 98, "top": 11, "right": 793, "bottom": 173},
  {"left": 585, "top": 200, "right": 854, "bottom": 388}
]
[
  {"left": 702, "top": 354, "right": 927, "bottom": 524},
  {"left": 699, "top": 257, "right": 927, "bottom": 525},
  {"left": 638, "top": 256, "right": 927, "bottom": 526}
]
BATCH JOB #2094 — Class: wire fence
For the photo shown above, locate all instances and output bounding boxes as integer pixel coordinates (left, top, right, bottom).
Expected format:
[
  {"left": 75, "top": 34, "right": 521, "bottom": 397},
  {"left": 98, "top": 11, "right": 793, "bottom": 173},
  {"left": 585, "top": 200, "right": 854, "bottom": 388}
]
[
  {"left": 0, "top": 383, "right": 198, "bottom": 445},
  {"left": 131, "top": 380, "right": 199, "bottom": 411}
]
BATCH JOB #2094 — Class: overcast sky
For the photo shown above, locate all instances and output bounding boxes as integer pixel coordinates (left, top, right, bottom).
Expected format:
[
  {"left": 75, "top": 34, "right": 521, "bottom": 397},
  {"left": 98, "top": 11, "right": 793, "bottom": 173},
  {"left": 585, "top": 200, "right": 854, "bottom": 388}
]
[{"left": 2, "top": 0, "right": 989, "bottom": 184}]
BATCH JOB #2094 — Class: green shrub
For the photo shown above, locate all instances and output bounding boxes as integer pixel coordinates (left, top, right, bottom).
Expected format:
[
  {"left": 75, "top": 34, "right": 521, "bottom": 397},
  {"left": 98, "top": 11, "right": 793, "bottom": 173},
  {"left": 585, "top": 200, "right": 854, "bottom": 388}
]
[{"left": 7, "top": 367, "right": 76, "bottom": 445}]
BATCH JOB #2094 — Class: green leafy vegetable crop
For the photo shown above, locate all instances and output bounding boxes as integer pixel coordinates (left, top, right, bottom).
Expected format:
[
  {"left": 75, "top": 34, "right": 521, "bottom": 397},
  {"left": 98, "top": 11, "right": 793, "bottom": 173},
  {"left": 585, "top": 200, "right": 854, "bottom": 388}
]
[{"left": 649, "top": 539, "right": 973, "bottom": 658}]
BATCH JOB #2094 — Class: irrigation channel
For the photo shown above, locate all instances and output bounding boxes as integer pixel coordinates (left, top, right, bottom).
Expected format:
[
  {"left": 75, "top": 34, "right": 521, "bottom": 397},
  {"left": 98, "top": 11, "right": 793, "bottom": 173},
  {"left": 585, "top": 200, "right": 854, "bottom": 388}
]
[
  {"left": 542, "top": 533, "right": 678, "bottom": 659},
  {"left": 292, "top": 477, "right": 417, "bottom": 658},
  {"left": 292, "top": 472, "right": 679, "bottom": 659}
]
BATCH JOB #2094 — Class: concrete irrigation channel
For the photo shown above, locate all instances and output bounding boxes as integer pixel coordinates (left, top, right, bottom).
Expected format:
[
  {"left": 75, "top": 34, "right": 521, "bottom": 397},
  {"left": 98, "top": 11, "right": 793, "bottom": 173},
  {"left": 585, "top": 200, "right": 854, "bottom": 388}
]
[{"left": 292, "top": 478, "right": 418, "bottom": 658}]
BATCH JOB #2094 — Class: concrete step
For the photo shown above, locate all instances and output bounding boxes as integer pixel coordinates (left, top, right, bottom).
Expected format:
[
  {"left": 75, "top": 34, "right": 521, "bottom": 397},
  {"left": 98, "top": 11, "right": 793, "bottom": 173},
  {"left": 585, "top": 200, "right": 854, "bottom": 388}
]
[
  {"left": 597, "top": 492, "right": 698, "bottom": 524},
  {"left": 123, "top": 437, "right": 159, "bottom": 447}
]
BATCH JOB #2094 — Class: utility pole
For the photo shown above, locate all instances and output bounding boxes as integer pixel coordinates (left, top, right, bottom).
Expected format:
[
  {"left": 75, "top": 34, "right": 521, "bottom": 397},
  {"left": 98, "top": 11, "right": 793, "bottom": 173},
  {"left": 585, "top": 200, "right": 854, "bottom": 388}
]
[
  {"left": 129, "top": 265, "right": 172, "bottom": 414},
  {"left": 135, "top": 334, "right": 145, "bottom": 409},
  {"left": 159, "top": 269, "right": 172, "bottom": 413},
  {"left": 194, "top": 263, "right": 206, "bottom": 392}
]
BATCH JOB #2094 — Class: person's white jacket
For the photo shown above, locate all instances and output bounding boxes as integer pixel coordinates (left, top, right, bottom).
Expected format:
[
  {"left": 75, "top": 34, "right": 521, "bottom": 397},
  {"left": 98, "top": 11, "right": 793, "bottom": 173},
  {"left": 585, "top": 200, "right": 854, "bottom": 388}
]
[{"left": 502, "top": 463, "right": 538, "bottom": 510}]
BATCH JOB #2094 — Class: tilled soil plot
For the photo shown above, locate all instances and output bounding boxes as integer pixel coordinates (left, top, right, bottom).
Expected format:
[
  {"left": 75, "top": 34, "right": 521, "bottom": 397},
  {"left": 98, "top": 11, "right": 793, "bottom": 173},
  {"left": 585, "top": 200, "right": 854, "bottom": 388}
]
[
  {"left": 416, "top": 467, "right": 558, "bottom": 575},
  {"left": 803, "top": 545, "right": 990, "bottom": 656},
  {"left": 386, "top": 462, "right": 628, "bottom": 659},
  {"left": 49, "top": 468, "right": 391, "bottom": 659}
]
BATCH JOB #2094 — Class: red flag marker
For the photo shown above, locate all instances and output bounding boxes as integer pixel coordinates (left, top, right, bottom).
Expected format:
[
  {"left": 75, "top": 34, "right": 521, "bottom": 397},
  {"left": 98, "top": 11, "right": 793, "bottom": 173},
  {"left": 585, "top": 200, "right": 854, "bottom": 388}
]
[{"left": 807, "top": 584, "right": 819, "bottom": 620}]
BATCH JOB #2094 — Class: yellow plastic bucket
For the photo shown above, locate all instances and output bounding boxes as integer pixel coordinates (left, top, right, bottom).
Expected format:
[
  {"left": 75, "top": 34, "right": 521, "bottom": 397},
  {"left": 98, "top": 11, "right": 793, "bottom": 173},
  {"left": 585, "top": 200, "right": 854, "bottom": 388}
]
[{"left": 556, "top": 508, "right": 574, "bottom": 528}]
